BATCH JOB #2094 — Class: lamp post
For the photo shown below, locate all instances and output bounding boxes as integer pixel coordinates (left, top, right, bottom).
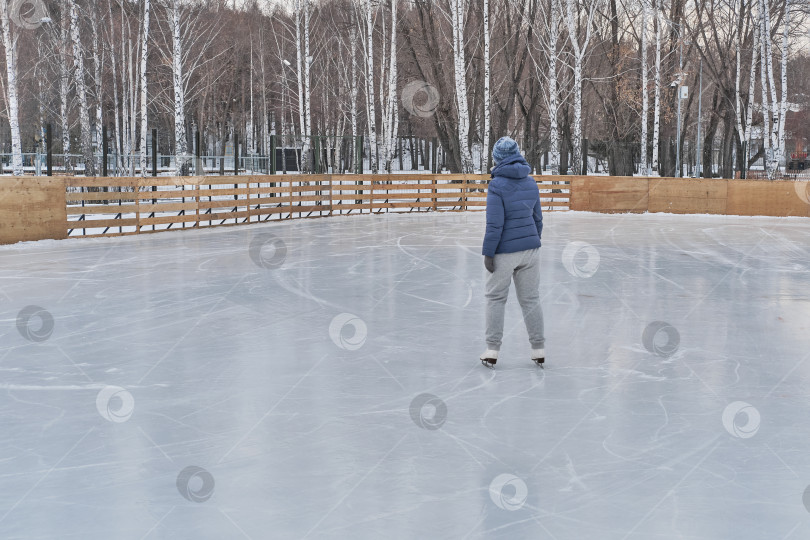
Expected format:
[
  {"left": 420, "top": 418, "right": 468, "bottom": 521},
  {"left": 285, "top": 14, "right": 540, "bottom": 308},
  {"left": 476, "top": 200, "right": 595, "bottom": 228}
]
[
  {"left": 695, "top": 58, "right": 702, "bottom": 177},
  {"left": 660, "top": 17, "right": 688, "bottom": 178},
  {"left": 675, "top": 22, "right": 684, "bottom": 178},
  {"left": 282, "top": 59, "right": 295, "bottom": 173}
]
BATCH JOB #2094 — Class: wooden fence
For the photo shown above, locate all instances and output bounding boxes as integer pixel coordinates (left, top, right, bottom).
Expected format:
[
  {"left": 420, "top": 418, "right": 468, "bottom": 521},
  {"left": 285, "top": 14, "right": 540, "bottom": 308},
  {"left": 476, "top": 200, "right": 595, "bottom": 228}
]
[
  {"left": 4, "top": 174, "right": 809, "bottom": 246},
  {"left": 570, "top": 176, "right": 810, "bottom": 217},
  {"left": 61, "top": 174, "right": 570, "bottom": 240}
]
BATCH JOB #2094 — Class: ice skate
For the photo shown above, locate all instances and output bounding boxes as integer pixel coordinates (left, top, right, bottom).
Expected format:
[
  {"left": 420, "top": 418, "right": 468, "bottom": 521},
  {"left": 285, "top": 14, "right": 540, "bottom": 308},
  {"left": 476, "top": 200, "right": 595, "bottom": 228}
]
[
  {"left": 480, "top": 349, "right": 498, "bottom": 368},
  {"left": 531, "top": 348, "right": 545, "bottom": 367}
]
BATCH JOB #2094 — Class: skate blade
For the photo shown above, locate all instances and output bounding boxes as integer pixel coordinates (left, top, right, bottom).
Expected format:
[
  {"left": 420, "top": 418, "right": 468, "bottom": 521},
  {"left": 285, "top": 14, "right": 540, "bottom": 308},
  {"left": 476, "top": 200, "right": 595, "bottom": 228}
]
[{"left": 481, "top": 358, "right": 496, "bottom": 369}]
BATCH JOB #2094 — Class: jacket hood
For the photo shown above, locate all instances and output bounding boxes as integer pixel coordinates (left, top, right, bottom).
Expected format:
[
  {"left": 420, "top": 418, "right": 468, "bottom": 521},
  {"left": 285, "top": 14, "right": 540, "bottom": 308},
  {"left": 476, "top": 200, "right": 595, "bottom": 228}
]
[{"left": 492, "top": 153, "right": 531, "bottom": 179}]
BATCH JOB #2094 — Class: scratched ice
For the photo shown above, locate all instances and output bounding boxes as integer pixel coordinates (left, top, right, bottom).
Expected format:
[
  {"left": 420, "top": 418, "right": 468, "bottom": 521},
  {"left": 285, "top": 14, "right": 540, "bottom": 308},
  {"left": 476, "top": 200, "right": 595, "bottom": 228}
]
[{"left": 1, "top": 211, "right": 809, "bottom": 539}]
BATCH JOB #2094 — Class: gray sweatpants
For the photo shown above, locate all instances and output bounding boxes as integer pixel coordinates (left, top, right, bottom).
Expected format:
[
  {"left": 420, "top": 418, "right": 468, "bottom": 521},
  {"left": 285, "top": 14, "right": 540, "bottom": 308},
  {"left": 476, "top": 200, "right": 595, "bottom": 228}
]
[{"left": 485, "top": 248, "right": 545, "bottom": 351}]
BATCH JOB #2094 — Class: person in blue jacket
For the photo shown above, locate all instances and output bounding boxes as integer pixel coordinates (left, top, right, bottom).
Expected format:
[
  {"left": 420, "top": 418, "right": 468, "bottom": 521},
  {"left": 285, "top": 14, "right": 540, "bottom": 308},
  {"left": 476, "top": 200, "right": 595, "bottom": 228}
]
[{"left": 480, "top": 137, "right": 545, "bottom": 368}]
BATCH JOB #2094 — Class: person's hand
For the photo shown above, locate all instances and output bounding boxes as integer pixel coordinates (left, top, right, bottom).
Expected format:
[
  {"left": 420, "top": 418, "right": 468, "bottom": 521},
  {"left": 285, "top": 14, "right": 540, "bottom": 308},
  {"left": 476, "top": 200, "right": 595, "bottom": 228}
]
[{"left": 484, "top": 256, "right": 495, "bottom": 273}]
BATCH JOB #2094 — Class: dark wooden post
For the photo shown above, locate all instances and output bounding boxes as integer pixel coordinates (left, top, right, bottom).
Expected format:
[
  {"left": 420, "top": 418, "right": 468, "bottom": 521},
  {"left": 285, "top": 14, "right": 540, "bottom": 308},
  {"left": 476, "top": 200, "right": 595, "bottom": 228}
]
[
  {"left": 581, "top": 138, "right": 589, "bottom": 175},
  {"left": 102, "top": 125, "right": 108, "bottom": 177},
  {"left": 195, "top": 129, "right": 201, "bottom": 175},
  {"left": 313, "top": 135, "right": 320, "bottom": 174},
  {"left": 270, "top": 135, "right": 277, "bottom": 174},
  {"left": 234, "top": 134, "right": 239, "bottom": 175},
  {"left": 151, "top": 128, "right": 157, "bottom": 176},
  {"left": 46, "top": 123, "right": 53, "bottom": 177},
  {"left": 355, "top": 135, "right": 364, "bottom": 175}
]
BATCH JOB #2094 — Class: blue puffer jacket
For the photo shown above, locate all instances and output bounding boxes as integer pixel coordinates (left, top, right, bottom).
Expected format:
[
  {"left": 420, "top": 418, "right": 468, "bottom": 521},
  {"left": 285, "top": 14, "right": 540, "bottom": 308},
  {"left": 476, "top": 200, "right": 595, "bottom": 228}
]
[{"left": 482, "top": 154, "right": 543, "bottom": 257}]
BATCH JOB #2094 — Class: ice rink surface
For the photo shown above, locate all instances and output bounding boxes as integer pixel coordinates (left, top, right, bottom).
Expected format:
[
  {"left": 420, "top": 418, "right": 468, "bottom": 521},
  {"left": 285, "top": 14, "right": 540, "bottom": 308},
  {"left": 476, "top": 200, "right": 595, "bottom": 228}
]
[{"left": 1, "top": 210, "right": 810, "bottom": 539}]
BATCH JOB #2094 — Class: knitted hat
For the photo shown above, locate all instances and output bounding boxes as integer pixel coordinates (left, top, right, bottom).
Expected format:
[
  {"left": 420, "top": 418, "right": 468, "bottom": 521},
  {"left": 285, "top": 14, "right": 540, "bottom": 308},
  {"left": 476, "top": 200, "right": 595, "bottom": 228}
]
[{"left": 492, "top": 137, "right": 520, "bottom": 163}]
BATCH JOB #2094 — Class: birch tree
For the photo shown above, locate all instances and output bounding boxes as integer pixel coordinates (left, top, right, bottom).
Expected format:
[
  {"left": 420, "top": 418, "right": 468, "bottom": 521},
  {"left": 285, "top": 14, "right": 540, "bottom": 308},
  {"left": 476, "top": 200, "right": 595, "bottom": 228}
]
[
  {"left": 364, "top": 0, "right": 377, "bottom": 172},
  {"left": 777, "top": 0, "right": 790, "bottom": 164},
  {"left": 759, "top": 0, "right": 779, "bottom": 171},
  {"left": 744, "top": 21, "right": 758, "bottom": 164},
  {"left": 451, "top": 0, "right": 474, "bottom": 172},
  {"left": 91, "top": 4, "right": 103, "bottom": 155},
  {"left": 651, "top": 0, "right": 662, "bottom": 174},
  {"left": 758, "top": 0, "right": 771, "bottom": 174},
  {"left": 156, "top": 0, "right": 222, "bottom": 174},
  {"left": 483, "top": 0, "right": 491, "bottom": 170},
  {"left": 532, "top": 0, "right": 561, "bottom": 174},
  {"left": 381, "top": 0, "right": 398, "bottom": 172},
  {"left": 564, "top": 0, "right": 600, "bottom": 175},
  {"left": 640, "top": 0, "right": 649, "bottom": 174},
  {"left": 139, "top": 0, "right": 151, "bottom": 176},
  {"left": 60, "top": 0, "right": 73, "bottom": 169},
  {"left": 70, "top": 0, "right": 97, "bottom": 176},
  {"left": 170, "top": 0, "right": 188, "bottom": 173},
  {"left": 0, "top": 0, "right": 22, "bottom": 175},
  {"left": 350, "top": 19, "right": 358, "bottom": 154},
  {"left": 105, "top": 0, "right": 121, "bottom": 172},
  {"left": 295, "top": 0, "right": 312, "bottom": 168}
]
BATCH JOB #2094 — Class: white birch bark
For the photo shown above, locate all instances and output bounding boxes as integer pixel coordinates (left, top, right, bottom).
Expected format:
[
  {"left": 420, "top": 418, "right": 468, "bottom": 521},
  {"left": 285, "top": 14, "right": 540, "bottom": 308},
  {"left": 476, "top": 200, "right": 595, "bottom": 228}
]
[
  {"left": 303, "top": 0, "right": 312, "bottom": 141},
  {"left": 451, "top": 0, "right": 474, "bottom": 172},
  {"left": 122, "top": 25, "right": 134, "bottom": 176},
  {"left": 350, "top": 23, "right": 358, "bottom": 144},
  {"left": 294, "top": 0, "right": 311, "bottom": 168},
  {"left": 70, "top": 0, "right": 97, "bottom": 176},
  {"left": 121, "top": 7, "right": 129, "bottom": 172},
  {"left": 383, "top": 0, "right": 398, "bottom": 172},
  {"left": 365, "top": 0, "right": 377, "bottom": 172},
  {"left": 91, "top": 4, "right": 102, "bottom": 154},
  {"left": 564, "top": 0, "right": 599, "bottom": 175},
  {"left": 126, "top": 16, "right": 134, "bottom": 174},
  {"left": 139, "top": 0, "right": 151, "bottom": 176},
  {"left": 295, "top": 0, "right": 305, "bottom": 143},
  {"left": 735, "top": 0, "right": 744, "bottom": 141},
  {"left": 759, "top": 2, "right": 770, "bottom": 175},
  {"left": 651, "top": 0, "right": 662, "bottom": 174},
  {"left": 107, "top": 0, "right": 121, "bottom": 173},
  {"left": 60, "top": 0, "right": 72, "bottom": 168},
  {"left": 483, "top": 0, "right": 491, "bottom": 170},
  {"left": 0, "top": 0, "right": 22, "bottom": 175},
  {"left": 760, "top": 0, "right": 779, "bottom": 163},
  {"left": 259, "top": 28, "right": 268, "bottom": 157},
  {"left": 777, "top": 0, "right": 789, "bottom": 166},
  {"left": 544, "top": 0, "right": 560, "bottom": 174},
  {"left": 744, "top": 21, "right": 758, "bottom": 160},
  {"left": 170, "top": 0, "right": 188, "bottom": 174},
  {"left": 640, "top": 1, "right": 649, "bottom": 174},
  {"left": 248, "top": 42, "right": 255, "bottom": 156}
]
